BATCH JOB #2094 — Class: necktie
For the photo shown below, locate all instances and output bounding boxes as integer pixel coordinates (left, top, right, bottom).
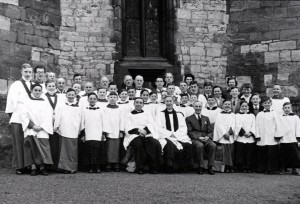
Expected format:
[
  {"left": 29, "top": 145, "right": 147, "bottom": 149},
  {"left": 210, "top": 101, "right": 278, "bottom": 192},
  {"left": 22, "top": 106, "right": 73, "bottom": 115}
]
[
  {"left": 197, "top": 114, "right": 202, "bottom": 127},
  {"left": 263, "top": 110, "right": 270, "bottom": 112}
]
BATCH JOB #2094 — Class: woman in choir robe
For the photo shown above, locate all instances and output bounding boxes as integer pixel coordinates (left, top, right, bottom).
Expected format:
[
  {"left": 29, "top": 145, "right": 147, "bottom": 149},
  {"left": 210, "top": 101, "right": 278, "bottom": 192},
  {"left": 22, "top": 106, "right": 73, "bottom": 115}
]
[
  {"left": 248, "top": 93, "right": 264, "bottom": 116},
  {"left": 234, "top": 101, "right": 256, "bottom": 173},
  {"left": 270, "top": 84, "right": 290, "bottom": 115},
  {"left": 5, "top": 63, "right": 33, "bottom": 174},
  {"left": 42, "top": 80, "right": 65, "bottom": 171},
  {"left": 156, "top": 96, "right": 193, "bottom": 173},
  {"left": 124, "top": 97, "right": 162, "bottom": 174},
  {"left": 201, "top": 95, "right": 222, "bottom": 126},
  {"left": 255, "top": 96, "right": 288, "bottom": 174},
  {"left": 22, "top": 83, "right": 53, "bottom": 176},
  {"left": 102, "top": 92, "right": 124, "bottom": 172},
  {"left": 81, "top": 93, "right": 106, "bottom": 173},
  {"left": 54, "top": 88, "right": 82, "bottom": 174},
  {"left": 213, "top": 100, "right": 236, "bottom": 173},
  {"left": 280, "top": 102, "right": 300, "bottom": 176}
]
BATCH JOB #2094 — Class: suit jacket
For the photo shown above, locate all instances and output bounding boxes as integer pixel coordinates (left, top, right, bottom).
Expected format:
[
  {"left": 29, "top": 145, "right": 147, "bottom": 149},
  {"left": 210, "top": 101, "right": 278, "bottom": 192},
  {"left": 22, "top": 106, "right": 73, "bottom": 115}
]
[
  {"left": 186, "top": 114, "right": 213, "bottom": 140},
  {"left": 231, "top": 98, "right": 241, "bottom": 113},
  {"left": 249, "top": 104, "right": 264, "bottom": 116}
]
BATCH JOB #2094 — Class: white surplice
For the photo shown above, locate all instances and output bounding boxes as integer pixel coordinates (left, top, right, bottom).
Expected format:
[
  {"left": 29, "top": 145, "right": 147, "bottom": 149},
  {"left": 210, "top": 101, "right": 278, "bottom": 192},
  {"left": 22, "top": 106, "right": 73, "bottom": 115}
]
[
  {"left": 202, "top": 107, "right": 222, "bottom": 124},
  {"left": 81, "top": 106, "right": 104, "bottom": 141},
  {"left": 235, "top": 113, "right": 256, "bottom": 143},
  {"left": 281, "top": 114, "right": 300, "bottom": 143},
  {"left": 213, "top": 112, "right": 236, "bottom": 144},
  {"left": 271, "top": 97, "right": 290, "bottom": 115},
  {"left": 102, "top": 105, "right": 124, "bottom": 139}
]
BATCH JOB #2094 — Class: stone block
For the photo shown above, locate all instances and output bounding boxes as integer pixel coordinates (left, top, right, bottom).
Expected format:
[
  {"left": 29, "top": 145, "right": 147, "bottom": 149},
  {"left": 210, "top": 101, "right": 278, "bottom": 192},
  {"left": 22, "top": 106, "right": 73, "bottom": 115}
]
[
  {"left": 264, "top": 74, "right": 273, "bottom": 86},
  {"left": 277, "top": 73, "right": 289, "bottom": 83},
  {"left": 17, "top": 30, "right": 25, "bottom": 44},
  {"left": 192, "top": 11, "right": 207, "bottom": 19},
  {"left": 264, "top": 52, "right": 279, "bottom": 63},
  {"left": 0, "top": 15, "right": 10, "bottom": 31},
  {"left": 184, "top": 3, "right": 204, "bottom": 10},
  {"left": 0, "top": 29, "right": 16, "bottom": 42},
  {"left": 240, "top": 45, "right": 250, "bottom": 54},
  {"left": 236, "top": 76, "right": 251, "bottom": 87},
  {"left": 0, "top": 79, "right": 7, "bottom": 95},
  {"left": 31, "top": 50, "right": 40, "bottom": 61},
  {"left": 288, "top": 6, "right": 300, "bottom": 17},
  {"left": 48, "top": 38, "right": 60, "bottom": 50},
  {"left": 207, "top": 48, "right": 221, "bottom": 57},
  {"left": 262, "top": 31, "right": 279, "bottom": 41},
  {"left": 291, "top": 50, "right": 300, "bottom": 61},
  {"left": 191, "top": 65, "right": 200, "bottom": 73},
  {"left": 249, "top": 44, "right": 268, "bottom": 53},
  {"left": 190, "top": 47, "right": 205, "bottom": 55},
  {"left": 5, "top": 5, "right": 20, "bottom": 19},
  {"left": 269, "top": 41, "right": 297, "bottom": 51},
  {"left": 280, "top": 29, "right": 300, "bottom": 40},
  {"left": 0, "top": 0, "right": 18, "bottom": 5},
  {"left": 280, "top": 50, "right": 291, "bottom": 62}
]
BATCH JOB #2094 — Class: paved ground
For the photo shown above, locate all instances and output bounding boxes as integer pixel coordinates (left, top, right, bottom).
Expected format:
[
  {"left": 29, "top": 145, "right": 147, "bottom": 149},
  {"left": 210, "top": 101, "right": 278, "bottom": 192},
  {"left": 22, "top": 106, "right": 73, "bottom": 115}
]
[{"left": 0, "top": 168, "right": 299, "bottom": 204}]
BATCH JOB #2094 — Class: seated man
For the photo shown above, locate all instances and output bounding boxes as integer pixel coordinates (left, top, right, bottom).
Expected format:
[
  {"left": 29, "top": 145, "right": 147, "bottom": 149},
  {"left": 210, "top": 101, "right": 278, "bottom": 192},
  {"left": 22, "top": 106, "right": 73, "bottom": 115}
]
[
  {"left": 156, "top": 96, "right": 193, "bottom": 172},
  {"left": 186, "top": 101, "right": 216, "bottom": 175},
  {"left": 124, "top": 98, "right": 162, "bottom": 174}
]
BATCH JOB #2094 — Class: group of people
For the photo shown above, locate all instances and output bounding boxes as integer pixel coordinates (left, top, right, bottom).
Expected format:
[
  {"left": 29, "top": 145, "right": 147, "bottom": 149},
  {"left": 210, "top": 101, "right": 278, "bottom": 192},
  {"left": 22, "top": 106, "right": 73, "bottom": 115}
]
[{"left": 5, "top": 63, "right": 300, "bottom": 176}]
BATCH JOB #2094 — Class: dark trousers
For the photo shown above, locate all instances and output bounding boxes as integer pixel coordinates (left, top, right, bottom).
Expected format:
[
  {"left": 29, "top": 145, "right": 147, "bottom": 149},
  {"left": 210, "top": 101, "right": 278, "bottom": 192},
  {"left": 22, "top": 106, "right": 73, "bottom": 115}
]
[
  {"left": 85, "top": 140, "right": 107, "bottom": 167},
  {"left": 192, "top": 139, "right": 216, "bottom": 168},
  {"left": 11, "top": 123, "right": 24, "bottom": 169},
  {"left": 234, "top": 141, "right": 255, "bottom": 170},
  {"left": 280, "top": 143, "right": 299, "bottom": 169},
  {"left": 163, "top": 139, "right": 193, "bottom": 169},
  {"left": 130, "top": 136, "right": 162, "bottom": 171},
  {"left": 256, "top": 145, "right": 280, "bottom": 172},
  {"left": 49, "top": 133, "right": 60, "bottom": 170}
]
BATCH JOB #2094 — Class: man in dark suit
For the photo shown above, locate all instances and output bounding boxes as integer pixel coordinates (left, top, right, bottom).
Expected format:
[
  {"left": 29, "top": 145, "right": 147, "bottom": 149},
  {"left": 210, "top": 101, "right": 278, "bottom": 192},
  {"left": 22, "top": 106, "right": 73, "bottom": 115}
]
[{"left": 186, "top": 101, "right": 216, "bottom": 175}]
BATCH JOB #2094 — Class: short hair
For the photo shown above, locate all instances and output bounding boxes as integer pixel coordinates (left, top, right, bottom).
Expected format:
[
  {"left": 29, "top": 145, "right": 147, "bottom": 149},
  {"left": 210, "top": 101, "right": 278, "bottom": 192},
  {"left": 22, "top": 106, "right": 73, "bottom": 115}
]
[
  {"left": 184, "top": 73, "right": 195, "bottom": 81},
  {"left": 45, "top": 80, "right": 56, "bottom": 87},
  {"left": 167, "top": 83, "right": 175, "bottom": 88},
  {"left": 283, "top": 102, "right": 291, "bottom": 107},
  {"left": 241, "top": 83, "right": 253, "bottom": 90},
  {"left": 180, "top": 93, "right": 189, "bottom": 98},
  {"left": 97, "top": 87, "right": 107, "bottom": 91},
  {"left": 156, "top": 76, "right": 164, "bottom": 81},
  {"left": 72, "top": 82, "right": 81, "bottom": 87},
  {"left": 261, "top": 96, "right": 271, "bottom": 103},
  {"left": 149, "top": 91, "right": 157, "bottom": 96},
  {"left": 134, "top": 97, "right": 144, "bottom": 103},
  {"left": 204, "top": 81, "right": 213, "bottom": 87},
  {"left": 161, "top": 90, "right": 168, "bottom": 94},
  {"left": 165, "top": 95, "right": 174, "bottom": 101},
  {"left": 240, "top": 100, "right": 249, "bottom": 106},
  {"left": 250, "top": 93, "right": 260, "bottom": 100},
  {"left": 127, "top": 86, "right": 136, "bottom": 91},
  {"left": 190, "top": 93, "right": 197, "bottom": 97},
  {"left": 66, "top": 88, "right": 76, "bottom": 93},
  {"left": 189, "top": 81, "right": 198, "bottom": 86},
  {"left": 88, "top": 92, "right": 97, "bottom": 98},
  {"left": 140, "top": 89, "right": 150, "bottom": 96},
  {"left": 73, "top": 74, "right": 81, "bottom": 79},
  {"left": 119, "top": 89, "right": 128, "bottom": 94},
  {"left": 230, "top": 86, "right": 239, "bottom": 91},
  {"left": 179, "top": 81, "right": 187, "bottom": 86},
  {"left": 165, "top": 72, "right": 174, "bottom": 78},
  {"left": 207, "top": 95, "right": 216, "bottom": 100},
  {"left": 108, "top": 91, "right": 118, "bottom": 96},
  {"left": 31, "top": 83, "right": 42, "bottom": 90},
  {"left": 21, "top": 63, "right": 32, "bottom": 70},
  {"left": 226, "top": 76, "right": 238, "bottom": 86},
  {"left": 273, "top": 84, "right": 282, "bottom": 88},
  {"left": 222, "top": 99, "right": 232, "bottom": 104},
  {"left": 135, "top": 75, "right": 144, "bottom": 80},
  {"left": 34, "top": 65, "right": 46, "bottom": 73},
  {"left": 212, "top": 85, "right": 223, "bottom": 92},
  {"left": 108, "top": 82, "right": 117, "bottom": 87}
]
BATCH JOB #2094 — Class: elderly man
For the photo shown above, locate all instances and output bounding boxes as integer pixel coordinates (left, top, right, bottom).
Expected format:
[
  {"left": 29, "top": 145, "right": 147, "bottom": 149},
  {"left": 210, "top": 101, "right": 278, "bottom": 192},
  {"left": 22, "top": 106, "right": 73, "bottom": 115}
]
[
  {"left": 134, "top": 75, "right": 150, "bottom": 97},
  {"left": 100, "top": 76, "right": 110, "bottom": 90},
  {"left": 56, "top": 78, "right": 66, "bottom": 94},
  {"left": 124, "top": 97, "right": 162, "bottom": 174},
  {"left": 121, "top": 75, "right": 134, "bottom": 90},
  {"left": 156, "top": 96, "right": 193, "bottom": 173},
  {"left": 6, "top": 63, "right": 34, "bottom": 174},
  {"left": 186, "top": 101, "right": 216, "bottom": 175}
]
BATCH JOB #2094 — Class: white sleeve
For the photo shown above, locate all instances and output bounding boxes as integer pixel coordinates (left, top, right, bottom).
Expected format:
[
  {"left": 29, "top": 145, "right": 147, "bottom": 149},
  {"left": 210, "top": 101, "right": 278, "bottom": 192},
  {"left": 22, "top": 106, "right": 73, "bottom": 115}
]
[{"left": 5, "top": 82, "right": 18, "bottom": 113}]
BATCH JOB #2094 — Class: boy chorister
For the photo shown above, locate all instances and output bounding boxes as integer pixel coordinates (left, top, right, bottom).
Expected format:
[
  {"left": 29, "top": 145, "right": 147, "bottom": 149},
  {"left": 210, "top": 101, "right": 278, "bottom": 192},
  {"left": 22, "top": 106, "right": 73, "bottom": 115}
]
[
  {"left": 248, "top": 93, "right": 263, "bottom": 116},
  {"left": 22, "top": 83, "right": 53, "bottom": 176},
  {"left": 255, "top": 96, "right": 288, "bottom": 174},
  {"left": 280, "top": 102, "right": 300, "bottom": 176},
  {"left": 234, "top": 101, "right": 256, "bottom": 173},
  {"left": 140, "top": 89, "right": 157, "bottom": 119},
  {"left": 213, "top": 100, "right": 236, "bottom": 173},
  {"left": 202, "top": 95, "right": 222, "bottom": 125},
  {"left": 54, "top": 88, "right": 82, "bottom": 174},
  {"left": 149, "top": 91, "right": 158, "bottom": 104},
  {"left": 72, "top": 83, "right": 82, "bottom": 103},
  {"left": 102, "top": 92, "right": 124, "bottom": 172},
  {"left": 230, "top": 87, "right": 241, "bottom": 113},
  {"left": 81, "top": 93, "right": 106, "bottom": 173},
  {"left": 97, "top": 87, "right": 109, "bottom": 109},
  {"left": 5, "top": 63, "right": 34, "bottom": 174},
  {"left": 178, "top": 93, "right": 194, "bottom": 118}
]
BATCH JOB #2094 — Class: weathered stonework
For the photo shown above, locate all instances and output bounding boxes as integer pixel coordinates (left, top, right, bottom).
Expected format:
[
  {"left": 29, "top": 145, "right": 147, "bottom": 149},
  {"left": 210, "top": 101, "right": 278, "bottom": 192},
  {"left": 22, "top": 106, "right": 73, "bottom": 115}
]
[{"left": 176, "top": 0, "right": 229, "bottom": 86}]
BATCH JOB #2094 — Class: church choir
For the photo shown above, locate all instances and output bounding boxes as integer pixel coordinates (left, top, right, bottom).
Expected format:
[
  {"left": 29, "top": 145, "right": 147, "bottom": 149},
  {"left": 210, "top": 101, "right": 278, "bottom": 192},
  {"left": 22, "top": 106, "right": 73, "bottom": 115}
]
[{"left": 5, "top": 63, "right": 300, "bottom": 176}]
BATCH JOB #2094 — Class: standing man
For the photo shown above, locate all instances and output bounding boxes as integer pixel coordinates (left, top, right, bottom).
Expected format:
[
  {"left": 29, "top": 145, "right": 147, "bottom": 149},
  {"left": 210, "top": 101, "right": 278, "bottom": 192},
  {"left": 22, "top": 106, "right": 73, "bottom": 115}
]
[
  {"left": 73, "top": 74, "right": 82, "bottom": 84},
  {"left": 100, "top": 76, "right": 110, "bottom": 90},
  {"left": 154, "top": 76, "right": 166, "bottom": 102},
  {"left": 164, "top": 73, "right": 181, "bottom": 95},
  {"left": 156, "top": 96, "right": 193, "bottom": 172},
  {"left": 5, "top": 63, "right": 34, "bottom": 174},
  {"left": 189, "top": 81, "right": 207, "bottom": 108},
  {"left": 33, "top": 65, "right": 46, "bottom": 93},
  {"left": 121, "top": 75, "right": 134, "bottom": 90},
  {"left": 186, "top": 101, "right": 216, "bottom": 175},
  {"left": 134, "top": 75, "right": 150, "bottom": 97},
  {"left": 56, "top": 78, "right": 66, "bottom": 94}
]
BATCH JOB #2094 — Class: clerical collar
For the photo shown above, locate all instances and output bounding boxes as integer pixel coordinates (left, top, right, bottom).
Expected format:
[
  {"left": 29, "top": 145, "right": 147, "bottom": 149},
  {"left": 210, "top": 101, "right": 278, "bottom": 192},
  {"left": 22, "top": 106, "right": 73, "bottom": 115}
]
[
  {"left": 167, "top": 109, "right": 174, "bottom": 114},
  {"left": 180, "top": 103, "right": 187, "bottom": 107},
  {"left": 22, "top": 77, "right": 31, "bottom": 82},
  {"left": 30, "top": 95, "right": 44, "bottom": 101},
  {"left": 207, "top": 106, "right": 217, "bottom": 110},
  {"left": 272, "top": 95, "right": 284, "bottom": 99},
  {"left": 57, "top": 89, "right": 64, "bottom": 93},
  {"left": 46, "top": 92, "right": 56, "bottom": 97},
  {"left": 263, "top": 109, "right": 271, "bottom": 112},
  {"left": 131, "top": 109, "right": 144, "bottom": 114},
  {"left": 107, "top": 104, "right": 118, "bottom": 109},
  {"left": 221, "top": 110, "right": 232, "bottom": 114},
  {"left": 87, "top": 106, "right": 99, "bottom": 110},
  {"left": 283, "top": 113, "right": 294, "bottom": 116}
]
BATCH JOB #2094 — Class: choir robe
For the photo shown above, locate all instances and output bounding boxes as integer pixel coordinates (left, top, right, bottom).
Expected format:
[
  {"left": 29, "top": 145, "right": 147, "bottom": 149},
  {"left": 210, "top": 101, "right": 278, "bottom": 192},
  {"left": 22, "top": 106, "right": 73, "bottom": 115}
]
[
  {"left": 270, "top": 96, "right": 290, "bottom": 115},
  {"left": 234, "top": 112, "right": 256, "bottom": 170},
  {"left": 202, "top": 106, "right": 222, "bottom": 125},
  {"left": 280, "top": 113, "right": 300, "bottom": 169},
  {"left": 97, "top": 99, "right": 109, "bottom": 110},
  {"left": 102, "top": 104, "right": 125, "bottom": 164},
  {"left": 249, "top": 104, "right": 264, "bottom": 116},
  {"left": 81, "top": 105, "right": 106, "bottom": 167},
  {"left": 135, "top": 87, "right": 151, "bottom": 97},
  {"left": 143, "top": 102, "right": 157, "bottom": 120},
  {"left": 156, "top": 109, "right": 193, "bottom": 169},
  {"left": 255, "top": 110, "right": 288, "bottom": 172},
  {"left": 21, "top": 97, "right": 53, "bottom": 167},
  {"left": 213, "top": 111, "right": 236, "bottom": 166},
  {"left": 188, "top": 92, "right": 207, "bottom": 108},
  {"left": 124, "top": 110, "right": 161, "bottom": 171},
  {"left": 5, "top": 78, "right": 33, "bottom": 169},
  {"left": 54, "top": 102, "right": 82, "bottom": 172},
  {"left": 42, "top": 92, "right": 65, "bottom": 169},
  {"left": 178, "top": 104, "right": 194, "bottom": 118}
]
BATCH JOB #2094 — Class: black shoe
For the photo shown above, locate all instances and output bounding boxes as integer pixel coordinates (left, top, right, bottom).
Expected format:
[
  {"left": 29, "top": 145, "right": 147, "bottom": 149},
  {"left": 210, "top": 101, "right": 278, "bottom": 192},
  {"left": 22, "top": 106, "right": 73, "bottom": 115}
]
[
  {"left": 96, "top": 168, "right": 101, "bottom": 173},
  {"left": 40, "top": 169, "right": 49, "bottom": 176},
  {"left": 197, "top": 168, "right": 204, "bottom": 175},
  {"left": 291, "top": 170, "right": 299, "bottom": 176},
  {"left": 16, "top": 169, "right": 23, "bottom": 175},
  {"left": 88, "top": 169, "right": 94, "bottom": 173},
  {"left": 137, "top": 170, "right": 144, "bottom": 175},
  {"left": 30, "top": 169, "right": 37, "bottom": 176},
  {"left": 208, "top": 168, "right": 215, "bottom": 175}
]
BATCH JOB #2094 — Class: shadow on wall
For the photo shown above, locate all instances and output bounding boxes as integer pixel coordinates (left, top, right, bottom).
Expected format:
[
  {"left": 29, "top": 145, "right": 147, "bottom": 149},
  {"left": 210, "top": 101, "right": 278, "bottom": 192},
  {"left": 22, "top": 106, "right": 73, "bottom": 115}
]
[{"left": 0, "top": 112, "right": 13, "bottom": 168}]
